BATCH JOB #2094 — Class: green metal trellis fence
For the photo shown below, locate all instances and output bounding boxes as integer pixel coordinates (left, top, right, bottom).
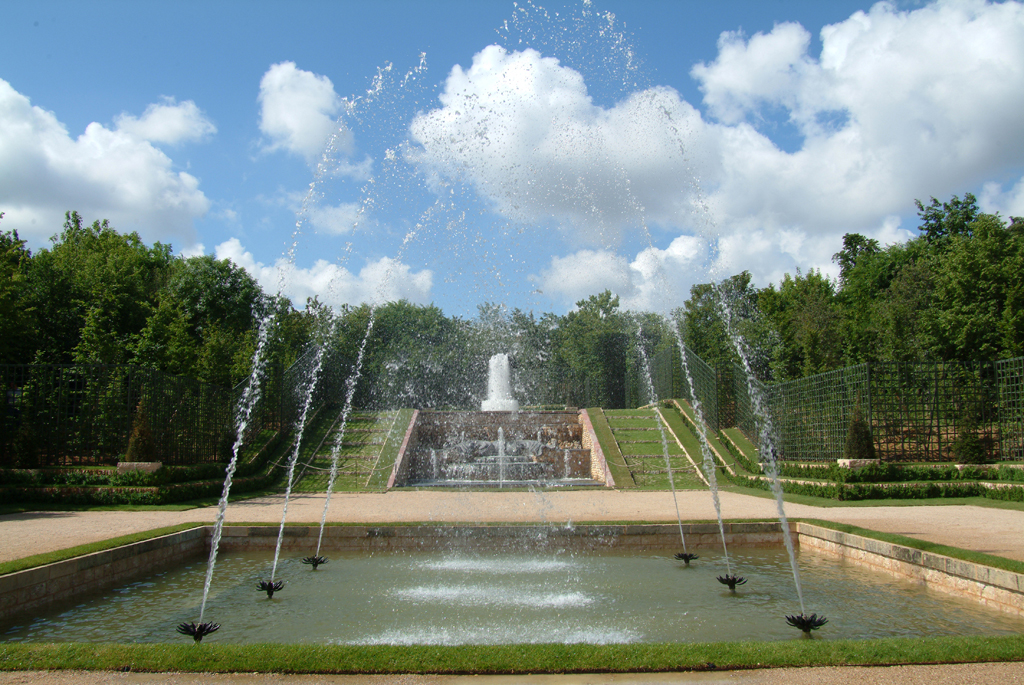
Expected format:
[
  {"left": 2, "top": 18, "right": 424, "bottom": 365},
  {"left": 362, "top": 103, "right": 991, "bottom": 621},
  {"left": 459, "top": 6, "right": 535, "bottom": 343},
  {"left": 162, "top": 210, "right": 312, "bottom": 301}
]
[{"left": 730, "top": 358, "right": 1019, "bottom": 462}]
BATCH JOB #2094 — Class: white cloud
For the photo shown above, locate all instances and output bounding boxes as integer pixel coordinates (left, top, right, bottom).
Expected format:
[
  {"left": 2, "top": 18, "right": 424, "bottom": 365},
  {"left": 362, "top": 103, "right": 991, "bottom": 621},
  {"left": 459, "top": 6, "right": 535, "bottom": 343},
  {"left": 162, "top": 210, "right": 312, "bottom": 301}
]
[
  {"left": 534, "top": 234, "right": 707, "bottom": 311},
  {"left": 981, "top": 178, "right": 1024, "bottom": 219},
  {"left": 258, "top": 61, "right": 354, "bottom": 164},
  {"left": 114, "top": 97, "right": 216, "bottom": 145},
  {"left": 214, "top": 238, "right": 433, "bottom": 308},
  {"left": 309, "top": 202, "right": 360, "bottom": 235},
  {"left": 692, "top": 0, "right": 1024, "bottom": 248},
  {"left": 408, "top": 45, "right": 715, "bottom": 246},
  {"left": 410, "top": 1, "right": 1024, "bottom": 295},
  {"left": 0, "top": 78, "right": 210, "bottom": 246}
]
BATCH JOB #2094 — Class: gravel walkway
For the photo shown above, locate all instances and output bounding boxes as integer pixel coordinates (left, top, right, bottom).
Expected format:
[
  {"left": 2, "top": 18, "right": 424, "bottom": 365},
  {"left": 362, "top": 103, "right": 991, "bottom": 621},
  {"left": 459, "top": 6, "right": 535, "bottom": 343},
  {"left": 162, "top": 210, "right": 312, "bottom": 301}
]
[
  {"left": 2, "top": 489, "right": 1023, "bottom": 562},
  {"left": 5, "top": 662, "right": 1024, "bottom": 684}
]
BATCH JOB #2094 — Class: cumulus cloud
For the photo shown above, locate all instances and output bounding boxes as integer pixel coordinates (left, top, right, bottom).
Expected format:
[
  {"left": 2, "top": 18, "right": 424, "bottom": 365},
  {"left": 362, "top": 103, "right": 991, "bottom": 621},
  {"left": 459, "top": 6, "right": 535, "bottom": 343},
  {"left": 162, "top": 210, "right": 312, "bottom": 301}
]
[
  {"left": 214, "top": 238, "right": 433, "bottom": 308},
  {"left": 410, "top": 1, "right": 1024, "bottom": 293},
  {"left": 258, "top": 61, "right": 354, "bottom": 164},
  {"left": 0, "top": 78, "right": 210, "bottom": 246},
  {"left": 114, "top": 97, "right": 216, "bottom": 144},
  {"left": 408, "top": 45, "right": 714, "bottom": 245},
  {"left": 308, "top": 202, "right": 360, "bottom": 235},
  {"left": 692, "top": 0, "right": 1024, "bottom": 278},
  {"left": 534, "top": 234, "right": 707, "bottom": 311}
]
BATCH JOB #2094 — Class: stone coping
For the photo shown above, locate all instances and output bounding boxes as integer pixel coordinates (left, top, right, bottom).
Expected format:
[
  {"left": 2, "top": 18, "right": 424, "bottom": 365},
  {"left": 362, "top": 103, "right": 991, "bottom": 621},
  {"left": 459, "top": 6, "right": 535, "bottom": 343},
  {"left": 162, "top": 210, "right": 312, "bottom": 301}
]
[{"left": 795, "top": 522, "right": 1024, "bottom": 596}]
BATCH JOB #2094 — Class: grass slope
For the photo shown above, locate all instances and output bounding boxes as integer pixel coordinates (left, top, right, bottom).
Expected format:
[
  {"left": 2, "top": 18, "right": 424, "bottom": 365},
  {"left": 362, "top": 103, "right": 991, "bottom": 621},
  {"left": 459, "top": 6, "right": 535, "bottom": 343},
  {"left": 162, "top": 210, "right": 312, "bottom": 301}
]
[{"left": 586, "top": 408, "right": 635, "bottom": 487}]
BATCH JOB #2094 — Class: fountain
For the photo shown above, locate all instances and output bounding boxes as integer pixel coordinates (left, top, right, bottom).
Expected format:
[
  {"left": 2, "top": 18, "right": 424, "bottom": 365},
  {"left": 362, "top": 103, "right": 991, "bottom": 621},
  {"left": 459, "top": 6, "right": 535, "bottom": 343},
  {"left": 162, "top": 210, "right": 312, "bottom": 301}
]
[
  {"left": 716, "top": 574, "right": 747, "bottom": 592},
  {"left": 302, "top": 556, "right": 329, "bottom": 570},
  {"left": 257, "top": 580, "right": 285, "bottom": 599},
  {"left": 481, "top": 354, "right": 519, "bottom": 412},
  {"left": 175, "top": 621, "right": 220, "bottom": 643},
  {"left": 173, "top": 0, "right": 829, "bottom": 647}
]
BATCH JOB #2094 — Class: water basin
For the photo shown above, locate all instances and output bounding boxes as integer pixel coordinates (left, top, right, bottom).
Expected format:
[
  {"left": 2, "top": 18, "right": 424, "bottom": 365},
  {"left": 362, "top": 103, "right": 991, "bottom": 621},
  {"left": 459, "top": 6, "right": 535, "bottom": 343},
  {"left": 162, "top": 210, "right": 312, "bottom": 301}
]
[{"left": 3, "top": 547, "right": 1022, "bottom": 645}]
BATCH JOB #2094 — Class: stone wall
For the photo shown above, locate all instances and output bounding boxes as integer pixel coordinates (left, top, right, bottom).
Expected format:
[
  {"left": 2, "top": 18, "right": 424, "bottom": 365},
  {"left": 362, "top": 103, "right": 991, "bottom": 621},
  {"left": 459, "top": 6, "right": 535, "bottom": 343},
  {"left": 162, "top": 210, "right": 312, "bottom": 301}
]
[
  {"left": 0, "top": 526, "right": 206, "bottom": 623},
  {"left": 796, "top": 522, "right": 1024, "bottom": 616}
]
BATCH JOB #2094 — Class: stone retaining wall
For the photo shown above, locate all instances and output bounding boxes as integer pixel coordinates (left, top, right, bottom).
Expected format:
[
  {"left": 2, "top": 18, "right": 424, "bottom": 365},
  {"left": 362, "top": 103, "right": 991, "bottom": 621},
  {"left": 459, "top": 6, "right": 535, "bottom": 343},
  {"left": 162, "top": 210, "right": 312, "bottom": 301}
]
[
  {"left": 796, "top": 522, "right": 1024, "bottom": 616},
  {"left": 216, "top": 521, "right": 790, "bottom": 554},
  {"left": 0, "top": 526, "right": 206, "bottom": 623}
]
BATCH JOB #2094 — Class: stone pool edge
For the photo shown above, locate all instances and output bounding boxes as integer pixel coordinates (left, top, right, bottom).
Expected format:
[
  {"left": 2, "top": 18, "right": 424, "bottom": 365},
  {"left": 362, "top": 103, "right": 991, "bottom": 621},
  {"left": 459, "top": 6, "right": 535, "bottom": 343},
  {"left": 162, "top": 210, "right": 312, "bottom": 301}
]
[{"left": 3, "top": 521, "right": 1024, "bottom": 622}]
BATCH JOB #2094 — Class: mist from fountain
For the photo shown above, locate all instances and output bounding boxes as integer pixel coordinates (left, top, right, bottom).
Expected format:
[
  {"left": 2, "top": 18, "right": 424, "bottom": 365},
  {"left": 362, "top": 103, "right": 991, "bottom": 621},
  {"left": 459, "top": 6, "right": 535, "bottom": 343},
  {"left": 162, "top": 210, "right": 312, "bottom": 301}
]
[
  {"left": 719, "top": 290, "right": 805, "bottom": 614},
  {"left": 673, "top": 329, "right": 732, "bottom": 576},
  {"left": 270, "top": 345, "right": 326, "bottom": 583},
  {"left": 632, "top": 326, "right": 687, "bottom": 554},
  {"left": 198, "top": 315, "right": 276, "bottom": 623}
]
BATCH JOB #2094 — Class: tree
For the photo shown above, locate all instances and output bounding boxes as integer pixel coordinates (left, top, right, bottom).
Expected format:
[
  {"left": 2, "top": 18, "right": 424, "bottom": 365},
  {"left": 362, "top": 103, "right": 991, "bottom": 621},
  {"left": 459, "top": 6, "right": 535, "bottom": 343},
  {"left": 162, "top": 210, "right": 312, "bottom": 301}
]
[
  {"left": 929, "top": 213, "right": 1023, "bottom": 362},
  {"left": 25, "top": 211, "right": 174, "bottom": 364},
  {"left": 915, "top": 193, "right": 980, "bottom": 245},
  {"left": 0, "top": 219, "right": 36, "bottom": 364},
  {"left": 832, "top": 233, "right": 880, "bottom": 285},
  {"left": 554, "top": 291, "right": 628, "bottom": 408}
]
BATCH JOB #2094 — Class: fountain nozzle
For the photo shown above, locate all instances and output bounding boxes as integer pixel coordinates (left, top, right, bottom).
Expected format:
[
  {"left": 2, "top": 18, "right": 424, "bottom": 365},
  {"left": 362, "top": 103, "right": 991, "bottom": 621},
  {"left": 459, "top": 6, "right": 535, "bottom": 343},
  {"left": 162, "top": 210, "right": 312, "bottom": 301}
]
[
  {"left": 716, "top": 574, "right": 747, "bottom": 591},
  {"left": 301, "top": 555, "right": 328, "bottom": 570},
  {"left": 674, "top": 553, "right": 699, "bottom": 566},
  {"left": 785, "top": 613, "right": 828, "bottom": 634},
  {"left": 176, "top": 621, "right": 220, "bottom": 643},
  {"left": 257, "top": 580, "right": 284, "bottom": 598}
]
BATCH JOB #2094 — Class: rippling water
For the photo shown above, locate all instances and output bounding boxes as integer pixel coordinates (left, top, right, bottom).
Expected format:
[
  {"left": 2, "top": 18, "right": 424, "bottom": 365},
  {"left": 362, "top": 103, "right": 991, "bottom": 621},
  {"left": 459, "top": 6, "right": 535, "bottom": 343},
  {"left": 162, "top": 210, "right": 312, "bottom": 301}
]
[{"left": 3, "top": 547, "right": 1022, "bottom": 645}]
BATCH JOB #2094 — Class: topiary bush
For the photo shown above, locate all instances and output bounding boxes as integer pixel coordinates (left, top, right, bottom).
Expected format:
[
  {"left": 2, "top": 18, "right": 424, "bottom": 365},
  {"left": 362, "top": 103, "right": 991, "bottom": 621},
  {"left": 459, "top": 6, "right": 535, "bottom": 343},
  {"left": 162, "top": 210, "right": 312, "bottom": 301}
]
[
  {"left": 952, "top": 412, "right": 989, "bottom": 464},
  {"left": 844, "top": 405, "right": 875, "bottom": 461}
]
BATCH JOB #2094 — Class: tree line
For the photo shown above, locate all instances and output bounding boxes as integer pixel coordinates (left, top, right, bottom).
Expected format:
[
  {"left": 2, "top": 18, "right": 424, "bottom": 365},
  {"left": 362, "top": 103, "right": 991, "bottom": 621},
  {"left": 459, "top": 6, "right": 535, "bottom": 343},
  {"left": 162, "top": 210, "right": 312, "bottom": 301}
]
[
  {"left": 680, "top": 194, "right": 1024, "bottom": 382},
  {"left": 2, "top": 195, "right": 1021, "bottom": 409}
]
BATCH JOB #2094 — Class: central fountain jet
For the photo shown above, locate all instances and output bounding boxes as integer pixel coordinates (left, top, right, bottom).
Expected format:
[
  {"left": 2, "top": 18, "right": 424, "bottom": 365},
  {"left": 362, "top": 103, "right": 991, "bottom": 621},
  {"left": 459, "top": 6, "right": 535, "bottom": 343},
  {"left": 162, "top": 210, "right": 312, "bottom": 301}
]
[{"left": 481, "top": 353, "right": 519, "bottom": 412}]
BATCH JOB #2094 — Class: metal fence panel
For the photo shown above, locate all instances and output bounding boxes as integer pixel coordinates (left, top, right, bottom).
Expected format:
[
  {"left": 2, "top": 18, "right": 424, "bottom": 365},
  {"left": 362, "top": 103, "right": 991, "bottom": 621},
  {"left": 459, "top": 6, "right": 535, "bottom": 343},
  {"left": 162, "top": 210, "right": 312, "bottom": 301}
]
[
  {"left": 1, "top": 364, "right": 234, "bottom": 468},
  {"left": 997, "top": 356, "right": 1024, "bottom": 459}
]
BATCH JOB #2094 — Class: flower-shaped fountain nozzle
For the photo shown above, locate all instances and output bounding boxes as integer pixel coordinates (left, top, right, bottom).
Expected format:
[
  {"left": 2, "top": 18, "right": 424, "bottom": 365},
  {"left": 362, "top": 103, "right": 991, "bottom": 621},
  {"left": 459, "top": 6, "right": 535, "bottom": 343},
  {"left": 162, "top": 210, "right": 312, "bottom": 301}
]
[
  {"left": 257, "top": 579, "right": 284, "bottom": 599},
  {"left": 785, "top": 613, "right": 828, "bottom": 634},
  {"left": 716, "top": 574, "right": 747, "bottom": 591},
  {"left": 176, "top": 621, "right": 220, "bottom": 643},
  {"left": 674, "top": 553, "right": 699, "bottom": 566},
  {"left": 301, "top": 555, "right": 328, "bottom": 570}
]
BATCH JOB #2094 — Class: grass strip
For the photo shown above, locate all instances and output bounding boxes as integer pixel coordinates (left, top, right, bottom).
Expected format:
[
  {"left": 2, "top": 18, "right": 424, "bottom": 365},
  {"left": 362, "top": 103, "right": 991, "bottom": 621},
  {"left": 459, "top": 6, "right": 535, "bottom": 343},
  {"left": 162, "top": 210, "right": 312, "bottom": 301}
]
[
  {"left": 1, "top": 635, "right": 1022, "bottom": 674},
  {"left": 0, "top": 523, "right": 205, "bottom": 577},
  {"left": 365, "top": 409, "right": 415, "bottom": 489},
  {"left": 586, "top": 407, "right": 635, "bottom": 487},
  {"left": 794, "top": 518, "right": 1024, "bottom": 576},
  {"left": 722, "top": 428, "right": 759, "bottom": 461}
]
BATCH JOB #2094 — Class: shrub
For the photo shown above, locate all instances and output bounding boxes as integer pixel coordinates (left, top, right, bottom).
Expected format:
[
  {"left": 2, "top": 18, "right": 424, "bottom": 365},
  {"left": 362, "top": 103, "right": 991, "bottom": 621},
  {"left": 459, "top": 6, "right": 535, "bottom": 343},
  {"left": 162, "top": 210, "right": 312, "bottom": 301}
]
[
  {"left": 952, "top": 412, "right": 989, "bottom": 464},
  {"left": 125, "top": 396, "right": 157, "bottom": 462},
  {"left": 843, "top": 405, "right": 875, "bottom": 461}
]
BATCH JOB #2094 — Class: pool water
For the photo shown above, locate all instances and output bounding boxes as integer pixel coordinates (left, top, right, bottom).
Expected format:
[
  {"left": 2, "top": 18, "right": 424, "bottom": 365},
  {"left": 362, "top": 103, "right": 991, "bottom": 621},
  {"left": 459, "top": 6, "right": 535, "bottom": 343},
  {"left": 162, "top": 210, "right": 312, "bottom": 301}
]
[{"left": 3, "top": 548, "right": 1021, "bottom": 644}]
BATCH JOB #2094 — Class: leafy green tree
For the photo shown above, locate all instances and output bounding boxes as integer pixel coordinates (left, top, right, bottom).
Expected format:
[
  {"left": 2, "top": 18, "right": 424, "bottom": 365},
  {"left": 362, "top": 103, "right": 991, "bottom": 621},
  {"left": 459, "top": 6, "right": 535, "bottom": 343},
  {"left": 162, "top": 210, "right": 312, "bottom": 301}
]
[
  {"left": 553, "top": 291, "right": 628, "bottom": 408},
  {"left": 133, "top": 254, "right": 266, "bottom": 385},
  {"left": 0, "top": 218, "right": 36, "bottom": 364},
  {"left": 25, "top": 211, "right": 174, "bottom": 364},
  {"left": 929, "top": 213, "right": 1023, "bottom": 362},
  {"left": 915, "top": 193, "right": 980, "bottom": 245},
  {"left": 832, "top": 233, "right": 880, "bottom": 285},
  {"left": 763, "top": 269, "right": 841, "bottom": 379}
]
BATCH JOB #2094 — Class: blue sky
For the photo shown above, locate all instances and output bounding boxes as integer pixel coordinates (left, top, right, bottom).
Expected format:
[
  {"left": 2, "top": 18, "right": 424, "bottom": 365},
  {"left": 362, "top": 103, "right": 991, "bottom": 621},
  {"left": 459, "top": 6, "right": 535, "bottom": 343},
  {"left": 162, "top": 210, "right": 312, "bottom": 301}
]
[{"left": 3, "top": 0, "right": 1023, "bottom": 316}]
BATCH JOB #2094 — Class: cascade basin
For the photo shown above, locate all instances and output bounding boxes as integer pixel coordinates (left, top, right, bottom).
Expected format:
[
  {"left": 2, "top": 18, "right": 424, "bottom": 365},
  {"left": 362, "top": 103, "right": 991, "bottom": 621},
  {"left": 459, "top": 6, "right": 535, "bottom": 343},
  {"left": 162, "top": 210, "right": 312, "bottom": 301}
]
[{"left": 3, "top": 545, "right": 1022, "bottom": 645}]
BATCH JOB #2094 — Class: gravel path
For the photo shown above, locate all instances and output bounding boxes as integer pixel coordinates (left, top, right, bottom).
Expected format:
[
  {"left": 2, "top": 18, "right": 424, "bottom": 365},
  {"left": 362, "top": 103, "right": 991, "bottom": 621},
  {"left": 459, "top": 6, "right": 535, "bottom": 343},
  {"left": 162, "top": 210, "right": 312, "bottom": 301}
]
[
  {"left": 5, "top": 662, "right": 1024, "bottom": 684},
  {"left": 2, "top": 489, "right": 1023, "bottom": 562}
]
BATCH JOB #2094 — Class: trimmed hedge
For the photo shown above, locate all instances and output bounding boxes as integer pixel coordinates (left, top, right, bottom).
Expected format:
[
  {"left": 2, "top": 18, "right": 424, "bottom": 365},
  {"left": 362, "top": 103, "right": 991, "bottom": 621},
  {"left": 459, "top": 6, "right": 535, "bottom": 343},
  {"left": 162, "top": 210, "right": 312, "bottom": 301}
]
[
  {"left": 728, "top": 472, "right": 1024, "bottom": 502},
  {"left": 0, "top": 429, "right": 288, "bottom": 506}
]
